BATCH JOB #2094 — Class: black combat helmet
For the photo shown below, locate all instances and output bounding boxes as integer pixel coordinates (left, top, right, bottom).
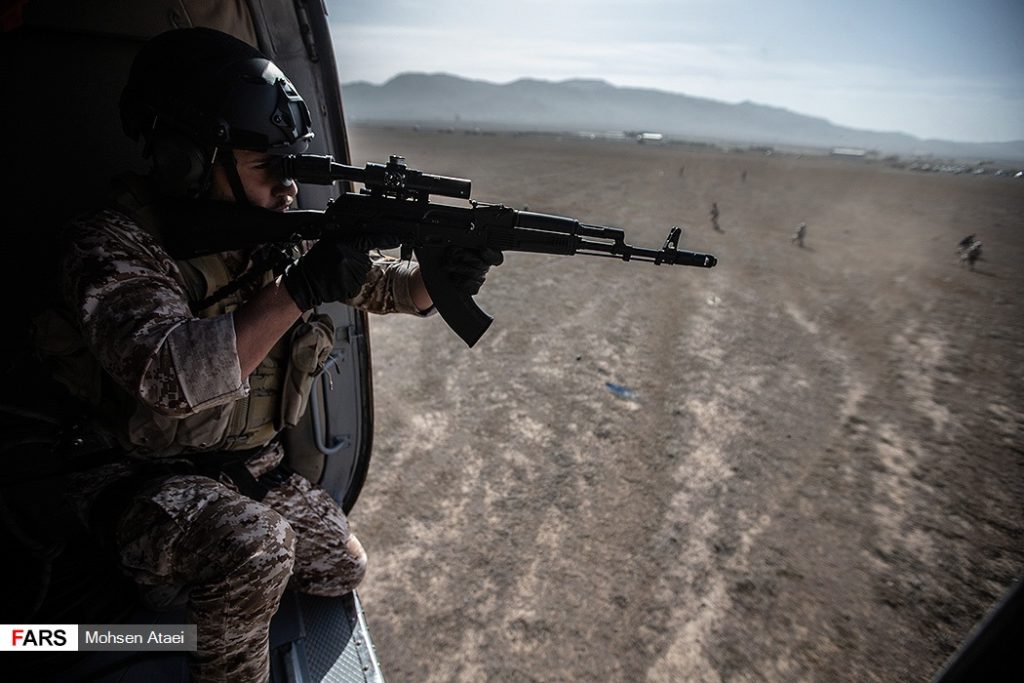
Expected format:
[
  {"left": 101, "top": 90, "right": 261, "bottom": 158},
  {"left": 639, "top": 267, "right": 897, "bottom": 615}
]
[{"left": 120, "top": 27, "right": 314, "bottom": 197}]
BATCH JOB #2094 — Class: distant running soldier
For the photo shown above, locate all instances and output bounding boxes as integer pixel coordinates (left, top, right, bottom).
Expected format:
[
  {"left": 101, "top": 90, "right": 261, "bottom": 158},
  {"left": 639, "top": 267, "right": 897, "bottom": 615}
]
[
  {"left": 959, "top": 236, "right": 982, "bottom": 270},
  {"left": 792, "top": 222, "right": 807, "bottom": 247},
  {"left": 710, "top": 201, "right": 721, "bottom": 232}
]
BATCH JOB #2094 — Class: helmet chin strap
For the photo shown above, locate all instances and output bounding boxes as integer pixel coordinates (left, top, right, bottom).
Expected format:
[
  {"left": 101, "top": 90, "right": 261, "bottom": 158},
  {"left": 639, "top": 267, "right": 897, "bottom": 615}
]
[{"left": 217, "top": 148, "right": 251, "bottom": 206}]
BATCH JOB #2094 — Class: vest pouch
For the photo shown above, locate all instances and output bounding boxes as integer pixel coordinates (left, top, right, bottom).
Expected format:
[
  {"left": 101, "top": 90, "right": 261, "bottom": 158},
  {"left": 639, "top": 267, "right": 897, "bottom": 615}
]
[
  {"left": 279, "top": 313, "right": 335, "bottom": 430},
  {"left": 127, "top": 402, "right": 234, "bottom": 452},
  {"left": 230, "top": 348, "right": 287, "bottom": 449}
]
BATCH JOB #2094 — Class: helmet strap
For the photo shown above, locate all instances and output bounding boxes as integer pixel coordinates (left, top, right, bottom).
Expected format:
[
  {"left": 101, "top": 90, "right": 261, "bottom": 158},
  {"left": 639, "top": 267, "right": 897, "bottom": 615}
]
[
  {"left": 196, "top": 145, "right": 217, "bottom": 198},
  {"left": 217, "top": 148, "right": 251, "bottom": 206}
]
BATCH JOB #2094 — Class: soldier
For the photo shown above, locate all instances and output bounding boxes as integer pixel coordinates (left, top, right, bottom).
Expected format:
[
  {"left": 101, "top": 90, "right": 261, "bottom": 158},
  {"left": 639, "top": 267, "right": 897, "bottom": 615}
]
[
  {"left": 37, "top": 28, "right": 500, "bottom": 681},
  {"left": 710, "top": 201, "right": 721, "bottom": 232},
  {"left": 956, "top": 234, "right": 982, "bottom": 269},
  {"left": 960, "top": 239, "right": 983, "bottom": 270},
  {"left": 792, "top": 222, "right": 807, "bottom": 247}
]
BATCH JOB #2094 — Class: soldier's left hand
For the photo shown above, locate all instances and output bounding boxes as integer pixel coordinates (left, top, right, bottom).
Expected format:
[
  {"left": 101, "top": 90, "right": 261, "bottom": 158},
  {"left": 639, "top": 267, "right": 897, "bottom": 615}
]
[{"left": 441, "top": 246, "right": 504, "bottom": 295}]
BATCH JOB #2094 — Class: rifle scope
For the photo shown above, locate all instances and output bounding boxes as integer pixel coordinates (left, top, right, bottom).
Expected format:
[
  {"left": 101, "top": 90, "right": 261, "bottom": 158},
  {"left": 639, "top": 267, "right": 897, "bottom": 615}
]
[{"left": 282, "top": 154, "right": 471, "bottom": 200}]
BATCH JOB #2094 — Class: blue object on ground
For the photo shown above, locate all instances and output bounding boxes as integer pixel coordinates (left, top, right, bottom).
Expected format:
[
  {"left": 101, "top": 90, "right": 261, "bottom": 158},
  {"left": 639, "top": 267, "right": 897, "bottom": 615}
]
[{"left": 605, "top": 382, "right": 637, "bottom": 400}]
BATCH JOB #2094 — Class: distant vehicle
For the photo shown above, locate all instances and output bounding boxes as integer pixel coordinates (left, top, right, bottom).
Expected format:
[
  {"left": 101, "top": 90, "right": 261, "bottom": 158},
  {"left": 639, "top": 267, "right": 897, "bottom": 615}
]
[{"left": 636, "top": 132, "right": 664, "bottom": 143}]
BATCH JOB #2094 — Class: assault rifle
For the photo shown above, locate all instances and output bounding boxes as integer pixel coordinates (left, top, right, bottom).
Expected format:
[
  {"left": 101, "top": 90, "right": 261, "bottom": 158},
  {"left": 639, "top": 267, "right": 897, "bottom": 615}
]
[{"left": 162, "top": 154, "right": 718, "bottom": 347}]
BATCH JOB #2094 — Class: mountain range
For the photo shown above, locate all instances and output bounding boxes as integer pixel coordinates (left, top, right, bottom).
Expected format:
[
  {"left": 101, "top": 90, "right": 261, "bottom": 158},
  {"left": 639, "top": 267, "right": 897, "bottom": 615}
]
[{"left": 341, "top": 73, "right": 1024, "bottom": 163}]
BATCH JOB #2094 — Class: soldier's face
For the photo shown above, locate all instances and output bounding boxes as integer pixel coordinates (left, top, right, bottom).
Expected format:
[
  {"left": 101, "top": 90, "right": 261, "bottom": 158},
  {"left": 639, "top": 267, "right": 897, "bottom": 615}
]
[{"left": 209, "top": 149, "right": 298, "bottom": 211}]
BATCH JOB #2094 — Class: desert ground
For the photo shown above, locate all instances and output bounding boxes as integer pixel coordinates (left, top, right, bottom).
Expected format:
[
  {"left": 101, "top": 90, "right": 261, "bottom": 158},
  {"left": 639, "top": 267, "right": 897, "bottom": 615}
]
[{"left": 346, "top": 125, "right": 1023, "bottom": 682}]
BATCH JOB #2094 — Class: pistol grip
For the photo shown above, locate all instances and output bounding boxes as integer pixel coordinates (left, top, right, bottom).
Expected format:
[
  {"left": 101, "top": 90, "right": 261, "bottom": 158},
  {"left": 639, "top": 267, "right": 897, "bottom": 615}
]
[{"left": 414, "top": 245, "right": 493, "bottom": 347}]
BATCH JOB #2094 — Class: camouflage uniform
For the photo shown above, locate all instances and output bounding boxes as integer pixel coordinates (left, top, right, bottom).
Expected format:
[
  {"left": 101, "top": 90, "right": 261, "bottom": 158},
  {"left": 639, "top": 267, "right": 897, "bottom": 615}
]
[{"left": 56, "top": 203, "right": 426, "bottom": 682}]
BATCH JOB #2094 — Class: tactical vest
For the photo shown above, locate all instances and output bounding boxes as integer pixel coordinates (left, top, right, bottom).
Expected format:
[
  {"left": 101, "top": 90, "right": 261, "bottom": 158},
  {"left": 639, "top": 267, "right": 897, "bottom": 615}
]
[{"left": 34, "top": 174, "right": 334, "bottom": 456}]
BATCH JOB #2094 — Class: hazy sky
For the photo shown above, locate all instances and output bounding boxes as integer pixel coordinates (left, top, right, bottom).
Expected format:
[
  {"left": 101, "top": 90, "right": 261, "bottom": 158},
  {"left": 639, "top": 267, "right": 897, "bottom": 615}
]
[{"left": 326, "top": 0, "right": 1024, "bottom": 143}]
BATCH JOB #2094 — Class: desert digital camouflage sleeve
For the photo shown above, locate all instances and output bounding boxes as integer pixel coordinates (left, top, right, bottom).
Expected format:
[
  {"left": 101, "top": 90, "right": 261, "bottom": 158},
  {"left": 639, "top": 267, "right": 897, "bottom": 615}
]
[{"left": 62, "top": 209, "right": 247, "bottom": 417}]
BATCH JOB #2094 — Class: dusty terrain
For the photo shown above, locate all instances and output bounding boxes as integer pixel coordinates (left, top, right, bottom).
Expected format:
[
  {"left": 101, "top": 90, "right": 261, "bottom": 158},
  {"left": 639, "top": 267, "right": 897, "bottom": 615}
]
[{"left": 347, "top": 126, "right": 1024, "bottom": 682}]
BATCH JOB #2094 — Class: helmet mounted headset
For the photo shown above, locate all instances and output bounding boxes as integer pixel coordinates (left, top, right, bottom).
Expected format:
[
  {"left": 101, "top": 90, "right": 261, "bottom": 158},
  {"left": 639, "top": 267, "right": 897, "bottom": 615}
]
[{"left": 120, "top": 27, "right": 313, "bottom": 204}]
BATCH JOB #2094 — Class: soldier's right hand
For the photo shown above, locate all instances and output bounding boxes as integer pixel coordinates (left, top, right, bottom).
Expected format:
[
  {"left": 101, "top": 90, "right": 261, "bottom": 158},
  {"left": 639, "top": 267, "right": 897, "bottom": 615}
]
[{"left": 282, "top": 234, "right": 374, "bottom": 311}]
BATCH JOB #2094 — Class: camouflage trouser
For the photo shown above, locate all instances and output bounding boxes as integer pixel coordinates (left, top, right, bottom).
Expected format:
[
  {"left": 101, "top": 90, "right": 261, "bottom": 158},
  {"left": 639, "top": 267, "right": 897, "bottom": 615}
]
[{"left": 115, "top": 471, "right": 367, "bottom": 682}]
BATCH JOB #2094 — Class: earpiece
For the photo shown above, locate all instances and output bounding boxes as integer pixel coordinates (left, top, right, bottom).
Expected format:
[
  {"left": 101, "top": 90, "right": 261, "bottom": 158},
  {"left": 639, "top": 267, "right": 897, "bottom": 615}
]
[{"left": 148, "top": 130, "right": 211, "bottom": 197}]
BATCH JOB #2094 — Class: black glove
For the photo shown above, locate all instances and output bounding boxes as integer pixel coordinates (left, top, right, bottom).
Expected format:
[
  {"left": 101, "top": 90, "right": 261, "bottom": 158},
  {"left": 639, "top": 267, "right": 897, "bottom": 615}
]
[
  {"left": 283, "top": 234, "right": 373, "bottom": 311},
  {"left": 441, "top": 246, "right": 504, "bottom": 296}
]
